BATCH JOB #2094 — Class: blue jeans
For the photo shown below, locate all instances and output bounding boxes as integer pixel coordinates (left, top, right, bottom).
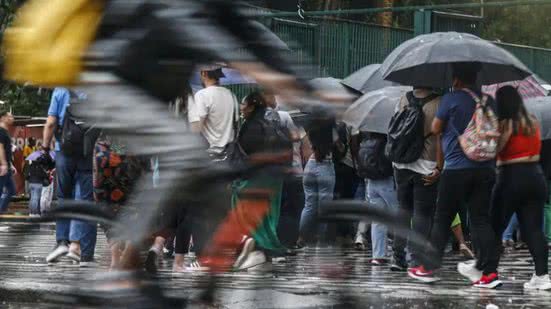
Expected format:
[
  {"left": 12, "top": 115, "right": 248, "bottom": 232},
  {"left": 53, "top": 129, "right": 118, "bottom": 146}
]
[
  {"left": 55, "top": 151, "right": 96, "bottom": 260},
  {"left": 299, "top": 158, "right": 335, "bottom": 243},
  {"left": 502, "top": 213, "right": 519, "bottom": 241},
  {"left": 367, "top": 177, "right": 399, "bottom": 259},
  {"left": 0, "top": 172, "right": 16, "bottom": 213},
  {"left": 29, "top": 183, "right": 43, "bottom": 215}
]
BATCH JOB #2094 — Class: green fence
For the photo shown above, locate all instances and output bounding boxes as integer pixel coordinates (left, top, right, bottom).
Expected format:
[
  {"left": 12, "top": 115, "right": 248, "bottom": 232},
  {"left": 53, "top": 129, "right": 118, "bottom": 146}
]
[
  {"left": 261, "top": 16, "right": 551, "bottom": 83},
  {"left": 270, "top": 18, "right": 413, "bottom": 79},
  {"left": 497, "top": 42, "right": 551, "bottom": 81}
]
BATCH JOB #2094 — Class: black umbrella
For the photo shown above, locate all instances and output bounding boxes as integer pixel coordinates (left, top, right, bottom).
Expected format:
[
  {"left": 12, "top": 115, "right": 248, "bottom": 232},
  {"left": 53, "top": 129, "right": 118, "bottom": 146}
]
[
  {"left": 380, "top": 32, "right": 532, "bottom": 88},
  {"left": 343, "top": 86, "right": 412, "bottom": 134},
  {"left": 341, "top": 63, "right": 399, "bottom": 94},
  {"left": 525, "top": 97, "right": 551, "bottom": 140}
]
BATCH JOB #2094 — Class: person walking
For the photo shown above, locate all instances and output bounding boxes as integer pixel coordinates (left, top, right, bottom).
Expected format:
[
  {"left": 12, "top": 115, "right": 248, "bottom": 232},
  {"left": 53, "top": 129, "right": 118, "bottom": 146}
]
[
  {"left": 44, "top": 87, "right": 97, "bottom": 266},
  {"left": 490, "top": 86, "right": 550, "bottom": 290},
  {"left": 0, "top": 110, "right": 16, "bottom": 214},
  {"left": 408, "top": 64, "right": 501, "bottom": 289}
]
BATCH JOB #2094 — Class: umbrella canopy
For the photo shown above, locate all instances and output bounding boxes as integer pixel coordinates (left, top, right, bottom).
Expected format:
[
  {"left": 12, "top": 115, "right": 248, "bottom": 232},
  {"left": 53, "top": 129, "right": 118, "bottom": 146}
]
[
  {"left": 525, "top": 96, "right": 551, "bottom": 140},
  {"left": 341, "top": 64, "right": 399, "bottom": 94},
  {"left": 380, "top": 32, "right": 532, "bottom": 88},
  {"left": 309, "top": 77, "right": 360, "bottom": 101},
  {"left": 26, "top": 150, "right": 55, "bottom": 161},
  {"left": 343, "top": 86, "right": 412, "bottom": 134},
  {"left": 483, "top": 75, "right": 548, "bottom": 100}
]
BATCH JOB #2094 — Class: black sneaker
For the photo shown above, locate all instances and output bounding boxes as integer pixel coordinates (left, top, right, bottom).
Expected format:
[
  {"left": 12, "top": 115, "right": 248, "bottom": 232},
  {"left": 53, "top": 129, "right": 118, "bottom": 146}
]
[
  {"left": 144, "top": 250, "right": 158, "bottom": 274},
  {"left": 390, "top": 259, "right": 407, "bottom": 272}
]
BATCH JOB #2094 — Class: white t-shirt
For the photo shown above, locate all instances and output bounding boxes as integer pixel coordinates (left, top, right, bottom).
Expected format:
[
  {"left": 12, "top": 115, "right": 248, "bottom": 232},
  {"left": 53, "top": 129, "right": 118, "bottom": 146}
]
[
  {"left": 278, "top": 111, "right": 307, "bottom": 173},
  {"left": 191, "top": 86, "right": 237, "bottom": 153}
]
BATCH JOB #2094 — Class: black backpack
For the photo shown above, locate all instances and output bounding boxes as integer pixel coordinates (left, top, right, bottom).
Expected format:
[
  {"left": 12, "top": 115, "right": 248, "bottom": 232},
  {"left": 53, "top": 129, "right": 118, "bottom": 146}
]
[
  {"left": 385, "top": 92, "right": 438, "bottom": 164},
  {"left": 56, "top": 93, "right": 100, "bottom": 158},
  {"left": 357, "top": 133, "right": 393, "bottom": 179}
]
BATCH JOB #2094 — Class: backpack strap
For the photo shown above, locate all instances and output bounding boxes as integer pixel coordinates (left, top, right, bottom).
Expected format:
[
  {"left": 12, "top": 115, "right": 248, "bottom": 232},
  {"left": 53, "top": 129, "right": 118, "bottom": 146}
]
[{"left": 461, "top": 88, "right": 489, "bottom": 107}]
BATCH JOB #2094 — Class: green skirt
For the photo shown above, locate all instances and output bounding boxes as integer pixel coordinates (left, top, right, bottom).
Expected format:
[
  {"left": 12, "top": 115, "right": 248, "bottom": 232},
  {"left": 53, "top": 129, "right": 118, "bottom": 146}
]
[{"left": 231, "top": 176, "right": 286, "bottom": 254}]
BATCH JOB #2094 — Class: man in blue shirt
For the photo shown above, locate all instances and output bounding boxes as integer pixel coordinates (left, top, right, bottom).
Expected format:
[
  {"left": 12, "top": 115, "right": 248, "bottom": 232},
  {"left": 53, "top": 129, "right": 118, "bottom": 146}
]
[
  {"left": 42, "top": 87, "right": 96, "bottom": 266},
  {"left": 408, "top": 63, "right": 501, "bottom": 289}
]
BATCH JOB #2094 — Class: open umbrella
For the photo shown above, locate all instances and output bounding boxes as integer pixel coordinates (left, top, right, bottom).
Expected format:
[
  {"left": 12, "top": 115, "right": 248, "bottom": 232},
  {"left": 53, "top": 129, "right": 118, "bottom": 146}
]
[
  {"left": 341, "top": 64, "right": 399, "bottom": 94},
  {"left": 525, "top": 97, "right": 551, "bottom": 140},
  {"left": 343, "top": 86, "right": 412, "bottom": 134},
  {"left": 483, "top": 75, "right": 548, "bottom": 100},
  {"left": 26, "top": 150, "right": 56, "bottom": 161},
  {"left": 380, "top": 32, "right": 532, "bottom": 88}
]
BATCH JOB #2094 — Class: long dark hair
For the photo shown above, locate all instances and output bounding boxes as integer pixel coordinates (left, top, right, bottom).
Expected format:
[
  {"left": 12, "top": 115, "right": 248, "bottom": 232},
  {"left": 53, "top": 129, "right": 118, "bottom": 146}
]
[
  {"left": 496, "top": 85, "right": 535, "bottom": 136},
  {"left": 242, "top": 91, "right": 267, "bottom": 117}
]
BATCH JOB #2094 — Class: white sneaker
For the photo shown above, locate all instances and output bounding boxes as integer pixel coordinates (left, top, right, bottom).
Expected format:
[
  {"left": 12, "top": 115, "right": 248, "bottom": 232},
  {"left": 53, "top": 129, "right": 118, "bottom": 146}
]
[
  {"left": 354, "top": 234, "right": 365, "bottom": 250},
  {"left": 236, "top": 251, "right": 268, "bottom": 271},
  {"left": 46, "top": 244, "right": 69, "bottom": 263},
  {"left": 185, "top": 259, "right": 210, "bottom": 272},
  {"left": 66, "top": 250, "right": 81, "bottom": 263},
  {"left": 80, "top": 260, "right": 98, "bottom": 268},
  {"left": 233, "top": 237, "right": 255, "bottom": 269},
  {"left": 524, "top": 274, "right": 551, "bottom": 291},
  {"left": 458, "top": 260, "right": 482, "bottom": 283}
]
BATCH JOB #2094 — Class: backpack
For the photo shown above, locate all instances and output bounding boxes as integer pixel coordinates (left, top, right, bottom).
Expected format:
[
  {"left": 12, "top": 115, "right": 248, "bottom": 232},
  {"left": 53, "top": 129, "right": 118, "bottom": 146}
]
[
  {"left": 56, "top": 92, "right": 100, "bottom": 158},
  {"left": 385, "top": 92, "right": 438, "bottom": 164},
  {"left": 260, "top": 109, "right": 294, "bottom": 165},
  {"left": 357, "top": 132, "right": 393, "bottom": 179},
  {"left": 456, "top": 89, "right": 500, "bottom": 162}
]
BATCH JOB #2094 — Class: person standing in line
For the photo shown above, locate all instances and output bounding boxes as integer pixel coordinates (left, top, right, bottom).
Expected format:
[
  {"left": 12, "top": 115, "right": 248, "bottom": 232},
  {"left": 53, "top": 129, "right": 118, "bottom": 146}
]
[
  {"left": 409, "top": 64, "right": 501, "bottom": 289},
  {"left": 0, "top": 110, "right": 16, "bottom": 214},
  {"left": 297, "top": 118, "right": 336, "bottom": 247},
  {"left": 490, "top": 86, "right": 550, "bottom": 290},
  {"left": 190, "top": 67, "right": 238, "bottom": 158},
  {"left": 263, "top": 93, "right": 307, "bottom": 248},
  {"left": 44, "top": 87, "right": 97, "bottom": 267},
  {"left": 390, "top": 88, "right": 442, "bottom": 271}
]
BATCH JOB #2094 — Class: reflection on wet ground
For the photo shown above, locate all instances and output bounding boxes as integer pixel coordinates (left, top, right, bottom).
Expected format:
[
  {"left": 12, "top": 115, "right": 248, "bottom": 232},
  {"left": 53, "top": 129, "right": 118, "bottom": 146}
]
[{"left": 0, "top": 222, "right": 549, "bottom": 308}]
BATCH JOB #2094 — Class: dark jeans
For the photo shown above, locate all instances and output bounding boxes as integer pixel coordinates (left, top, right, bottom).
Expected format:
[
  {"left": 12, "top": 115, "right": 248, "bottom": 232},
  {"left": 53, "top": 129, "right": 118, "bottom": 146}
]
[
  {"left": 491, "top": 163, "right": 549, "bottom": 276},
  {"left": 0, "top": 171, "right": 16, "bottom": 213},
  {"left": 422, "top": 168, "right": 498, "bottom": 275},
  {"left": 331, "top": 163, "right": 361, "bottom": 239},
  {"left": 159, "top": 204, "right": 210, "bottom": 255},
  {"left": 393, "top": 168, "right": 438, "bottom": 266},
  {"left": 278, "top": 175, "right": 304, "bottom": 247},
  {"left": 55, "top": 151, "right": 96, "bottom": 260}
]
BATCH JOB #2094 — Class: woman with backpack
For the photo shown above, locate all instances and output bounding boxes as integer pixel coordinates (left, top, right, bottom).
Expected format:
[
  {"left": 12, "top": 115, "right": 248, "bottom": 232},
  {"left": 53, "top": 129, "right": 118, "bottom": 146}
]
[
  {"left": 491, "top": 86, "right": 550, "bottom": 290},
  {"left": 229, "top": 91, "right": 290, "bottom": 271}
]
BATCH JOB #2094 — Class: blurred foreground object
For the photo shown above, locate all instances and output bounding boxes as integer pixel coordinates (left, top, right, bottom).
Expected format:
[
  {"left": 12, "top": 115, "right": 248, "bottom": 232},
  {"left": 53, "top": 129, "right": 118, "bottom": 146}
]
[{"left": 3, "top": 0, "right": 103, "bottom": 85}]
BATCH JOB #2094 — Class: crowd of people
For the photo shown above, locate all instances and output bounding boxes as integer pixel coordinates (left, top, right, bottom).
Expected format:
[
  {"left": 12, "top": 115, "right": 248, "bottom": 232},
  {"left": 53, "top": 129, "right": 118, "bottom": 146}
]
[{"left": 0, "top": 63, "right": 540, "bottom": 292}]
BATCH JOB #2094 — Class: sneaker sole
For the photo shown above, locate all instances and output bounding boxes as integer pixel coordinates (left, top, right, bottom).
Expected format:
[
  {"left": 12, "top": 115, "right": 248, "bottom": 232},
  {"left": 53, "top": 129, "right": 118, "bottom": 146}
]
[
  {"left": 474, "top": 280, "right": 503, "bottom": 289},
  {"left": 524, "top": 284, "right": 551, "bottom": 291},
  {"left": 233, "top": 238, "right": 255, "bottom": 269},
  {"left": 407, "top": 272, "right": 440, "bottom": 283},
  {"left": 390, "top": 265, "right": 406, "bottom": 272}
]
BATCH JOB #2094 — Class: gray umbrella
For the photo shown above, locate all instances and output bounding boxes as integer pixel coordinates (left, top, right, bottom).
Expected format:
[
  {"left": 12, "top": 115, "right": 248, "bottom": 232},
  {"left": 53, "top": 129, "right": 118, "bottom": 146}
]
[
  {"left": 343, "top": 86, "right": 412, "bottom": 134},
  {"left": 380, "top": 32, "right": 532, "bottom": 88},
  {"left": 525, "top": 97, "right": 551, "bottom": 140},
  {"left": 341, "top": 63, "right": 399, "bottom": 94}
]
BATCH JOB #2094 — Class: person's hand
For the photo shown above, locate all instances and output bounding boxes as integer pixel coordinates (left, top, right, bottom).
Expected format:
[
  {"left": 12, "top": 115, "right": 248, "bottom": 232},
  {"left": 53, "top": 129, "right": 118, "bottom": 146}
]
[
  {"left": 422, "top": 168, "right": 441, "bottom": 186},
  {"left": 11, "top": 166, "right": 17, "bottom": 175},
  {"left": 0, "top": 165, "right": 8, "bottom": 177}
]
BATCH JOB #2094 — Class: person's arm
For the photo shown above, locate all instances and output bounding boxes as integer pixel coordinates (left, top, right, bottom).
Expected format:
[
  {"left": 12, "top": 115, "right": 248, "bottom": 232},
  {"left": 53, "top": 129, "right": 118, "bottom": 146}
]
[
  {"left": 42, "top": 116, "right": 58, "bottom": 151},
  {"left": 0, "top": 144, "right": 8, "bottom": 176}
]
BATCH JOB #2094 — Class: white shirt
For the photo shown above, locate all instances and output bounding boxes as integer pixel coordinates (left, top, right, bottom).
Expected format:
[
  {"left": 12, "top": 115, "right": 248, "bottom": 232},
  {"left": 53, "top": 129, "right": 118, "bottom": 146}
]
[
  {"left": 278, "top": 111, "right": 307, "bottom": 173},
  {"left": 191, "top": 86, "right": 237, "bottom": 153}
]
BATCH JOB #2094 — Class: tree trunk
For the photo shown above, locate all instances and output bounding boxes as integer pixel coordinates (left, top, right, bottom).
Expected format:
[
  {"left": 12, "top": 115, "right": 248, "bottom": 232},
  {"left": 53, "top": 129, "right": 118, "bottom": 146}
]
[{"left": 378, "top": 0, "right": 394, "bottom": 27}]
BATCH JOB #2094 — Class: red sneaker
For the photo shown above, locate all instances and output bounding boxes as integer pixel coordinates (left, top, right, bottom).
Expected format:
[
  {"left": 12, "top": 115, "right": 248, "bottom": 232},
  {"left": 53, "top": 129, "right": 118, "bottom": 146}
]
[
  {"left": 473, "top": 273, "right": 503, "bottom": 289},
  {"left": 407, "top": 266, "right": 441, "bottom": 283}
]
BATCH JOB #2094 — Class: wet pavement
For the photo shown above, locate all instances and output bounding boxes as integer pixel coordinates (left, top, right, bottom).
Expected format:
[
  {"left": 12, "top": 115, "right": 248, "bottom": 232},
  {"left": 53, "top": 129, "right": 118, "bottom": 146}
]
[{"left": 0, "top": 222, "right": 550, "bottom": 308}]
